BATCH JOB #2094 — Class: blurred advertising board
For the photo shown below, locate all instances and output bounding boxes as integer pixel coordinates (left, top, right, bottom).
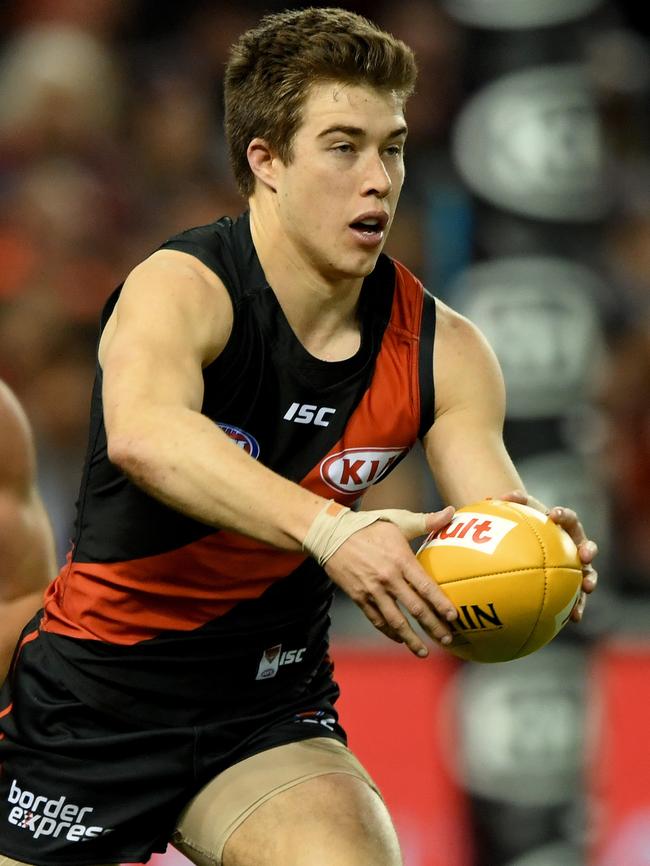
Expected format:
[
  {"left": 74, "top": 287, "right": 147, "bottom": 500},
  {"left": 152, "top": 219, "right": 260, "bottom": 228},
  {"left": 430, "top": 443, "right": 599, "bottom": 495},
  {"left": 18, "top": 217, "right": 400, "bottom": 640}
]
[{"left": 587, "top": 640, "right": 650, "bottom": 866}]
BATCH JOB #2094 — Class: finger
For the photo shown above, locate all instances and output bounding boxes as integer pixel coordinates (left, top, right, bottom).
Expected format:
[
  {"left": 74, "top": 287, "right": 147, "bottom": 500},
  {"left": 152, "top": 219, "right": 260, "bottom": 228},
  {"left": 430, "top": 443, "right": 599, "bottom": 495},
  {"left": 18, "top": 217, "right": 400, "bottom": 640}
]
[
  {"left": 404, "top": 559, "right": 458, "bottom": 624},
  {"left": 545, "top": 507, "right": 598, "bottom": 569},
  {"left": 376, "top": 506, "right": 455, "bottom": 541},
  {"left": 570, "top": 591, "right": 586, "bottom": 623},
  {"left": 548, "top": 506, "right": 586, "bottom": 545},
  {"left": 358, "top": 600, "right": 405, "bottom": 645},
  {"left": 578, "top": 539, "right": 599, "bottom": 564},
  {"left": 421, "top": 506, "right": 456, "bottom": 537},
  {"left": 393, "top": 581, "right": 454, "bottom": 647},
  {"left": 582, "top": 564, "right": 598, "bottom": 593},
  {"left": 371, "top": 594, "right": 432, "bottom": 657},
  {"left": 498, "top": 489, "right": 528, "bottom": 505},
  {"left": 373, "top": 508, "right": 426, "bottom": 538}
]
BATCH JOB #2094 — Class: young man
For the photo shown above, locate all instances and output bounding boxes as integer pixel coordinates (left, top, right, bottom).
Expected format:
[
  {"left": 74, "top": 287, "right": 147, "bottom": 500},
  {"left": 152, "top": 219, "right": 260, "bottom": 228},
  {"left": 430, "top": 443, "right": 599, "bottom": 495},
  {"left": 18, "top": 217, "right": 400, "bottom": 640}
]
[
  {"left": 0, "top": 8, "right": 598, "bottom": 866},
  {"left": 0, "top": 381, "right": 55, "bottom": 686}
]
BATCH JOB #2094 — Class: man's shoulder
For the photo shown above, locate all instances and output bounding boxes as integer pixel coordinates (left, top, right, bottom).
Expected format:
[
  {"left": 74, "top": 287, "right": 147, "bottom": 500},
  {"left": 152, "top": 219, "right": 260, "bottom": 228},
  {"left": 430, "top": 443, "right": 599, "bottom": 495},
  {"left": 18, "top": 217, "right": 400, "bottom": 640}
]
[
  {"left": 154, "top": 211, "right": 255, "bottom": 299},
  {"left": 163, "top": 213, "right": 237, "bottom": 246},
  {"left": 160, "top": 211, "right": 250, "bottom": 256}
]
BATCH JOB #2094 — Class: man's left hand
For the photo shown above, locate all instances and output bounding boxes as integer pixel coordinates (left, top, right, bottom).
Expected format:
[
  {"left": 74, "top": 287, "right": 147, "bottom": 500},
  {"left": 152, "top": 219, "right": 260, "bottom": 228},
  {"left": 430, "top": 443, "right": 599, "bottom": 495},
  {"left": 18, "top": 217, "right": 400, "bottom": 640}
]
[{"left": 500, "top": 490, "right": 598, "bottom": 623}]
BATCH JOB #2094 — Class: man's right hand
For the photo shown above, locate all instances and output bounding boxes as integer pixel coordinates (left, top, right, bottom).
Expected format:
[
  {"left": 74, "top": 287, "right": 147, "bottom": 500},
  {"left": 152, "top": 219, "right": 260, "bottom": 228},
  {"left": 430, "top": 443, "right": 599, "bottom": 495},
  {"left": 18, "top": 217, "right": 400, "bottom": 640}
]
[{"left": 324, "top": 506, "right": 457, "bottom": 657}]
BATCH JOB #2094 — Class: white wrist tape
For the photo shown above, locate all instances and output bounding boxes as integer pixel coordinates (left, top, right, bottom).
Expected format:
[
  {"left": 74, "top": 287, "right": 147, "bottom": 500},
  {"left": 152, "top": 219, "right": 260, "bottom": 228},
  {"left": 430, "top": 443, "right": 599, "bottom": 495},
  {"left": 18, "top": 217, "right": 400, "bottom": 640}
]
[{"left": 302, "top": 500, "right": 428, "bottom": 566}]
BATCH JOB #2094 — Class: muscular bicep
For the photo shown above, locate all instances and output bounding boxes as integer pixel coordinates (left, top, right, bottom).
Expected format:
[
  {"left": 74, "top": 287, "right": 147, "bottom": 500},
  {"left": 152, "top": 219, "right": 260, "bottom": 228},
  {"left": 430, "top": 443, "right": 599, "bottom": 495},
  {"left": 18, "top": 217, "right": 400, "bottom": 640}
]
[
  {"left": 99, "top": 250, "right": 233, "bottom": 434},
  {"left": 423, "top": 301, "right": 523, "bottom": 506}
]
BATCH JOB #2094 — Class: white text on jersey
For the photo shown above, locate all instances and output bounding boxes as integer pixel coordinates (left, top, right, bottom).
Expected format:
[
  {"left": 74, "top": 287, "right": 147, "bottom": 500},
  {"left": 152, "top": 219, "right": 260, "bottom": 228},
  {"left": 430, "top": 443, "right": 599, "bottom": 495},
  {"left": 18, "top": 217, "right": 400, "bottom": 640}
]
[{"left": 284, "top": 403, "right": 336, "bottom": 427}]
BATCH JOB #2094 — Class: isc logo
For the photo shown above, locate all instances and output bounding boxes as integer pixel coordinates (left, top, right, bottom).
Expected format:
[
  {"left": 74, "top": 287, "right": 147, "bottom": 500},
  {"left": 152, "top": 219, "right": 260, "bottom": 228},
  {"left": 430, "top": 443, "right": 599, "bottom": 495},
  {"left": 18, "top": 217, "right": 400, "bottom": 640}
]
[
  {"left": 320, "top": 446, "right": 408, "bottom": 494},
  {"left": 423, "top": 512, "right": 518, "bottom": 555},
  {"left": 284, "top": 403, "right": 335, "bottom": 427},
  {"left": 255, "top": 644, "right": 306, "bottom": 680}
]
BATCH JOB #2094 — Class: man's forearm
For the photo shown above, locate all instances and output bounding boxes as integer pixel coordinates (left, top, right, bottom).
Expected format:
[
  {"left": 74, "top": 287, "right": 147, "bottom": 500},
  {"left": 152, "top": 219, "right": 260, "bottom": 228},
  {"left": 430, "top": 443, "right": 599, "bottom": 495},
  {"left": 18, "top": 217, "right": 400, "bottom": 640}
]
[{"left": 107, "top": 406, "right": 327, "bottom": 551}]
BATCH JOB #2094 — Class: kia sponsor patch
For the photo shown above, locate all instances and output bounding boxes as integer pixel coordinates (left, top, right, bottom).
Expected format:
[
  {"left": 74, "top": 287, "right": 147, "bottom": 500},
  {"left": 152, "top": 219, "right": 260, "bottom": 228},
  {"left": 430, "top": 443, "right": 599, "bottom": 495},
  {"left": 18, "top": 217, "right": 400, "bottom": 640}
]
[{"left": 320, "top": 447, "right": 408, "bottom": 494}]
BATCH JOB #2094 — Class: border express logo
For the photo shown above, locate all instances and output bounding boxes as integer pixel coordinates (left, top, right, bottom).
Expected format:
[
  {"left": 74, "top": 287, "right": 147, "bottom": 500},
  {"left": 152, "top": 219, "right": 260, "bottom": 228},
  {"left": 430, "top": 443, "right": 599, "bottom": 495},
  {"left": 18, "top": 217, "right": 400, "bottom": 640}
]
[
  {"left": 217, "top": 423, "right": 260, "bottom": 459},
  {"left": 6, "top": 779, "right": 109, "bottom": 842},
  {"left": 320, "top": 447, "right": 408, "bottom": 494}
]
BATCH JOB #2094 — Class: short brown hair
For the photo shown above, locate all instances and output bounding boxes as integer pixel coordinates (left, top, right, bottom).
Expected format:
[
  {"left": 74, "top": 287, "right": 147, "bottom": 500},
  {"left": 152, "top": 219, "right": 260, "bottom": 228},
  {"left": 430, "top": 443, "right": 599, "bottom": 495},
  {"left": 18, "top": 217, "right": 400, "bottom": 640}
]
[{"left": 224, "top": 7, "right": 417, "bottom": 197}]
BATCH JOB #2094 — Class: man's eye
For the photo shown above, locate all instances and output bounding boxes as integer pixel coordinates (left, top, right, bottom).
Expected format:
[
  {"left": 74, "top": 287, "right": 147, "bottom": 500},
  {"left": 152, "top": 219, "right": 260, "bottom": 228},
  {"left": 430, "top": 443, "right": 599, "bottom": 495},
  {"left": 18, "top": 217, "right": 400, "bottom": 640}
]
[
  {"left": 385, "top": 145, "right": 403, "bottom": 156},
  {"left": 333, "top": 143, "right": 353, "bottom": 153}
]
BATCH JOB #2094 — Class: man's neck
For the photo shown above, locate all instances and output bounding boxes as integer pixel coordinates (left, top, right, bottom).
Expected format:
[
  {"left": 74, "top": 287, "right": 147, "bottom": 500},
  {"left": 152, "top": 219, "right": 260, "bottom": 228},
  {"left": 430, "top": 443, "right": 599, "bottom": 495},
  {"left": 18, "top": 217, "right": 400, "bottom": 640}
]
[{"left": 248, "top": 199, "right": 364, "bottom": 361}]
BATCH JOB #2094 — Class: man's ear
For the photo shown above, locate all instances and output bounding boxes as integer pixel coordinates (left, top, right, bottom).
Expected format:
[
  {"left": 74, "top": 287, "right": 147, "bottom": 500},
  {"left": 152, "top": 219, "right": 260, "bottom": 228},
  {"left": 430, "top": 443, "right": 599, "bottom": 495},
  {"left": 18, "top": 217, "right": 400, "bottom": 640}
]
[{"left": 247, "top": 138, "right": 280, "bottom": 192}]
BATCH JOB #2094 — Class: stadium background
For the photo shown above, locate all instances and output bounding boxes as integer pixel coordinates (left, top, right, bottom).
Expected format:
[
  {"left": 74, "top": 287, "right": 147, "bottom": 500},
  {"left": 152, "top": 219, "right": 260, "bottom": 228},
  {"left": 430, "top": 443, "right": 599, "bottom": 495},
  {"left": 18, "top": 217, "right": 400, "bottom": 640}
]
[{"left": 0, "top": 0, "right": 648, "bottom": 864}]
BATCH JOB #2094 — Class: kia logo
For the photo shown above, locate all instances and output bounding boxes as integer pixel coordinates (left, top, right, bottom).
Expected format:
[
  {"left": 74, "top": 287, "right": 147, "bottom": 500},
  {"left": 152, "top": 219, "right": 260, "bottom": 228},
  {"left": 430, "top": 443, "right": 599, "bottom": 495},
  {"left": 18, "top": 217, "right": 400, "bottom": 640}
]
[{"left": 320, "top": 447, "right": 408, "bottom": 494}]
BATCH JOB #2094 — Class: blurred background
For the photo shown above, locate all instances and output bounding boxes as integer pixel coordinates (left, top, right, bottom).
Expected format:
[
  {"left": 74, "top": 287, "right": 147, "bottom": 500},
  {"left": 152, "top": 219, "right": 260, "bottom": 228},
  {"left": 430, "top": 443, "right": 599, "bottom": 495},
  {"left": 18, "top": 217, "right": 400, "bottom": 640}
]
[{"left": 0, "top": 1, "right": 648, "bottom": 864}]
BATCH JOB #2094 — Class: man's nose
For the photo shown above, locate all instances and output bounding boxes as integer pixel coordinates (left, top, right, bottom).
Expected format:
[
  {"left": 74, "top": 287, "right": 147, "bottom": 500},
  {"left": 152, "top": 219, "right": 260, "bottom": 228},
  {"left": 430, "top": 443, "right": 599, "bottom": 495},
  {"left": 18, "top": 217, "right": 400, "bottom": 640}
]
[{"left": 361, "top": 153, "right": 392, "bottom": 198}]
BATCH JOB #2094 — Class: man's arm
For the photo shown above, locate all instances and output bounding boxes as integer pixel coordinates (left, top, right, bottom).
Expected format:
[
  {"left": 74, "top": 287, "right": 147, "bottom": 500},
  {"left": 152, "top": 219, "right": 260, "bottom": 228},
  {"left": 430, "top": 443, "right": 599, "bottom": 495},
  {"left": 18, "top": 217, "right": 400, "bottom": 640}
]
[
  {"left": 100, "top": 250, "right": 457, "bottom": 656},
  {"left": 423, "top": 300, "right": 598, "bottom": 621},
  {"left": 100, "top": 249, "right": 335, "bottom": 550},
  {"left": 423, "top": 300, "right": 523, "bottom": 504}
]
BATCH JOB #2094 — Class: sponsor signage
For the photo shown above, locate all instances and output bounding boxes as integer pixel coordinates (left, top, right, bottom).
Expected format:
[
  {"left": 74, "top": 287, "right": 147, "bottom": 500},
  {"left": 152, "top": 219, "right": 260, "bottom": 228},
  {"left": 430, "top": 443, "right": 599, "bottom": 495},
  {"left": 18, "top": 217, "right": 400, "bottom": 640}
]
[
  {"left": 455, "top": 646, "right": 587, "bottom": 806},
  {"left": 422, "top": 512, "right": 518, "bottom": 554},
  {"left": 452, "top": 64, "right": 608, "bottom": 222},
  {"left": 320, "top": 446, "right": 408, "bottom": 494},
  {"left": 517, "top": 451, "right": 612, "bottom": 572},
  {"left": 6, "top": 780, "right": 108, "bottom": 842},
  {"left": 503, "top": 843, "right": 582, "bottom": 866},
  {"left": 448, "top": 256, "right": 605, "bottom": 419},
  {"left": 442, "top": 0, "right": 603, "bottom": 30}
]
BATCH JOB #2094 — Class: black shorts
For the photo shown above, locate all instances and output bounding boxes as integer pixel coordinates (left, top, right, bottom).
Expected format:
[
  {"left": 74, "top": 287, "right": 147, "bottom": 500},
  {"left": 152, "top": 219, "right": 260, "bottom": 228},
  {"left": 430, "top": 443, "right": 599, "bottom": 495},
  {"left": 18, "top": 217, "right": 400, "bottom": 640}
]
[{"left": 0, "top": 625, "right": 345, "bottom": 866}]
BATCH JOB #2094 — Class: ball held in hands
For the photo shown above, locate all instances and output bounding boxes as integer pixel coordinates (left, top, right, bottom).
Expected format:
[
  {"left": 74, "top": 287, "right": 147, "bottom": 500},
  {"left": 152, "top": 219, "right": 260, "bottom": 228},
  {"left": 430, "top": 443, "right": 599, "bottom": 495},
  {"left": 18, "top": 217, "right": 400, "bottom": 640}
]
[{"left": 416, "top": 499, "right": 582, "bottom": 663}]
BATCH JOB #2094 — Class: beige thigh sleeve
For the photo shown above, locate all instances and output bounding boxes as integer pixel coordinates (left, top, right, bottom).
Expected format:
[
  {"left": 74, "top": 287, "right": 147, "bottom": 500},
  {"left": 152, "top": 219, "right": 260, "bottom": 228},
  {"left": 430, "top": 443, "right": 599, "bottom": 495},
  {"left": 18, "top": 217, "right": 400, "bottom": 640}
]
[{"left": 171, "top": 737, "right": 381, "bottom": 866}]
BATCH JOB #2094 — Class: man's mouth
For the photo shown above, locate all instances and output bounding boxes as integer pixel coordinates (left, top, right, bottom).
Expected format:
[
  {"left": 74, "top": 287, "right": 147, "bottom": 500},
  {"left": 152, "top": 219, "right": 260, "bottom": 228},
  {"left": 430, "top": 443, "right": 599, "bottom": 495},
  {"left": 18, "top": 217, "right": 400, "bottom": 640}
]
[
  {"left": 348, "top": 214, "right": 388, "bottom": 246},
  {"left": 350, "top": 218, "right": 383, "bottom": 235}
]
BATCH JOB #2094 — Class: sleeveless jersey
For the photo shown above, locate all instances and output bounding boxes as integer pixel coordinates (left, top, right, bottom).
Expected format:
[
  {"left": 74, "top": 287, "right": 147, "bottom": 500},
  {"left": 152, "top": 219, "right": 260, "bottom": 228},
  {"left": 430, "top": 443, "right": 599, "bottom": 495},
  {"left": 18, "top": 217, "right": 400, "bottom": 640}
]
[{"left": 39, "top": 212, "right": 437, "bottom": 725}]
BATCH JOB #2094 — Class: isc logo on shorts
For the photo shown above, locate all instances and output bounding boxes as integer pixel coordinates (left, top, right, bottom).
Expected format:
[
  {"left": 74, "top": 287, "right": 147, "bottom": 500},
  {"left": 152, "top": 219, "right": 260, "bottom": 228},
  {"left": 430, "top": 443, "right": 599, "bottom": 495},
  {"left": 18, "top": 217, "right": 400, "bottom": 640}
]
[
  {"left": 5, "top": 779, "right": 108, "bottom": 842},
  {"left": 423, "top": 513, "right": 518, "bottom": 555},
  {"left": 255, "top": 644, "right": 306, "bottom": 680},
  {"left": 320, "top": 447, "right": 408, "bottom": 494}
]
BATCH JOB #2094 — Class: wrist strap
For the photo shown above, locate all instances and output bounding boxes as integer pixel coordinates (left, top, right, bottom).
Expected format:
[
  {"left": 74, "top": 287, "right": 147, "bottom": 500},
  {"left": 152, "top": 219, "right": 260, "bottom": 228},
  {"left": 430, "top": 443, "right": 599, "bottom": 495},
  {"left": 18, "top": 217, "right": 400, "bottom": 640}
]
[{"left": 302, "top": 500, "right": 427, "bottom": 566}]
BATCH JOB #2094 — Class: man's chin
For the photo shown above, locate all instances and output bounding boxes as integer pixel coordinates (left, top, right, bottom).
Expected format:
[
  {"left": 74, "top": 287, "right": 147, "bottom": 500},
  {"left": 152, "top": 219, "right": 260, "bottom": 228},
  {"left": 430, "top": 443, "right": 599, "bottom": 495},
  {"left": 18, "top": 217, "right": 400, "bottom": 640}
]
[{"left": 338, "top": 251, "right": 382, "bottom": 280}]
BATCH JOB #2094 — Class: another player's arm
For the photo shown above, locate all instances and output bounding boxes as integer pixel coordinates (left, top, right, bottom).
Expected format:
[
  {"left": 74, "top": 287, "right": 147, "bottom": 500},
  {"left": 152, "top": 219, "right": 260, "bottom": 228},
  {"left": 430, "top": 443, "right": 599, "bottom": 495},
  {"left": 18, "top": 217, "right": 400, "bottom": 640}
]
[
  {"left": 0, "top": 381, "right": 57, "bottom": 682},
  {"left": 100, "top": 251, "right": 456, "bottom": 656},
  {"left": 423, "top": 301, "right": 598, "bottom": 621}
]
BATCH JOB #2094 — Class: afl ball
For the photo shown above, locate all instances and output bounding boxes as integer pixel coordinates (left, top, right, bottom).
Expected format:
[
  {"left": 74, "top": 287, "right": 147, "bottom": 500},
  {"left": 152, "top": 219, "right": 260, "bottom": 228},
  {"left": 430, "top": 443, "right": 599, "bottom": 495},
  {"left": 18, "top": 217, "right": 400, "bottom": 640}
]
[{"left": 417, "top": 500, "right": 582, "bottom": 663}]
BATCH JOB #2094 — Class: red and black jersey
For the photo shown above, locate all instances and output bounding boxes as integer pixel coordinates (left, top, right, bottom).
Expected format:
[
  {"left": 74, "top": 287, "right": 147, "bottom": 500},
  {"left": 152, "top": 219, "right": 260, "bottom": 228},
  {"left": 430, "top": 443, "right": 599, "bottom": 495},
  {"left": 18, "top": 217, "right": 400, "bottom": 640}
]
[{"left": 39, "top": 212, "right": 436, "bottom": 726}]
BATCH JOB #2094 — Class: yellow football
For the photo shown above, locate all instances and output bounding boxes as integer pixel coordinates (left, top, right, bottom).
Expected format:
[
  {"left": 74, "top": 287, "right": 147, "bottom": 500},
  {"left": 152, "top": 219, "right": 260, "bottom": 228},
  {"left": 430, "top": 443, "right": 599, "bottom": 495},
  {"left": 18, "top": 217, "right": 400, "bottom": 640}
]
[{"left": 417, "top": 499, "right": 583, "bottom": 663}]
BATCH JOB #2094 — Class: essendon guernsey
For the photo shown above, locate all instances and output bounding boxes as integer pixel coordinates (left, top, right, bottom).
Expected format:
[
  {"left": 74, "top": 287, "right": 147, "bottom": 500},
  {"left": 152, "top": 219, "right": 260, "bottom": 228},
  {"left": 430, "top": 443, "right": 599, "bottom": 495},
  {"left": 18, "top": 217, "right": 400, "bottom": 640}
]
[{"left": 38, "top": 212, "right": 437, "bottom": 725}]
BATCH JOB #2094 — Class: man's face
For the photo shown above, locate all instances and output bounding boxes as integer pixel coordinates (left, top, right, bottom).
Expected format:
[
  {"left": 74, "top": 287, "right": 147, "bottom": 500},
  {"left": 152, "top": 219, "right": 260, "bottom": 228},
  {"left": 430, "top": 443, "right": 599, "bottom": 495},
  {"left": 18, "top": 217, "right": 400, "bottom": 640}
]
[{"left": 273, "top": 81, "right": 407, "bottom": 282}]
